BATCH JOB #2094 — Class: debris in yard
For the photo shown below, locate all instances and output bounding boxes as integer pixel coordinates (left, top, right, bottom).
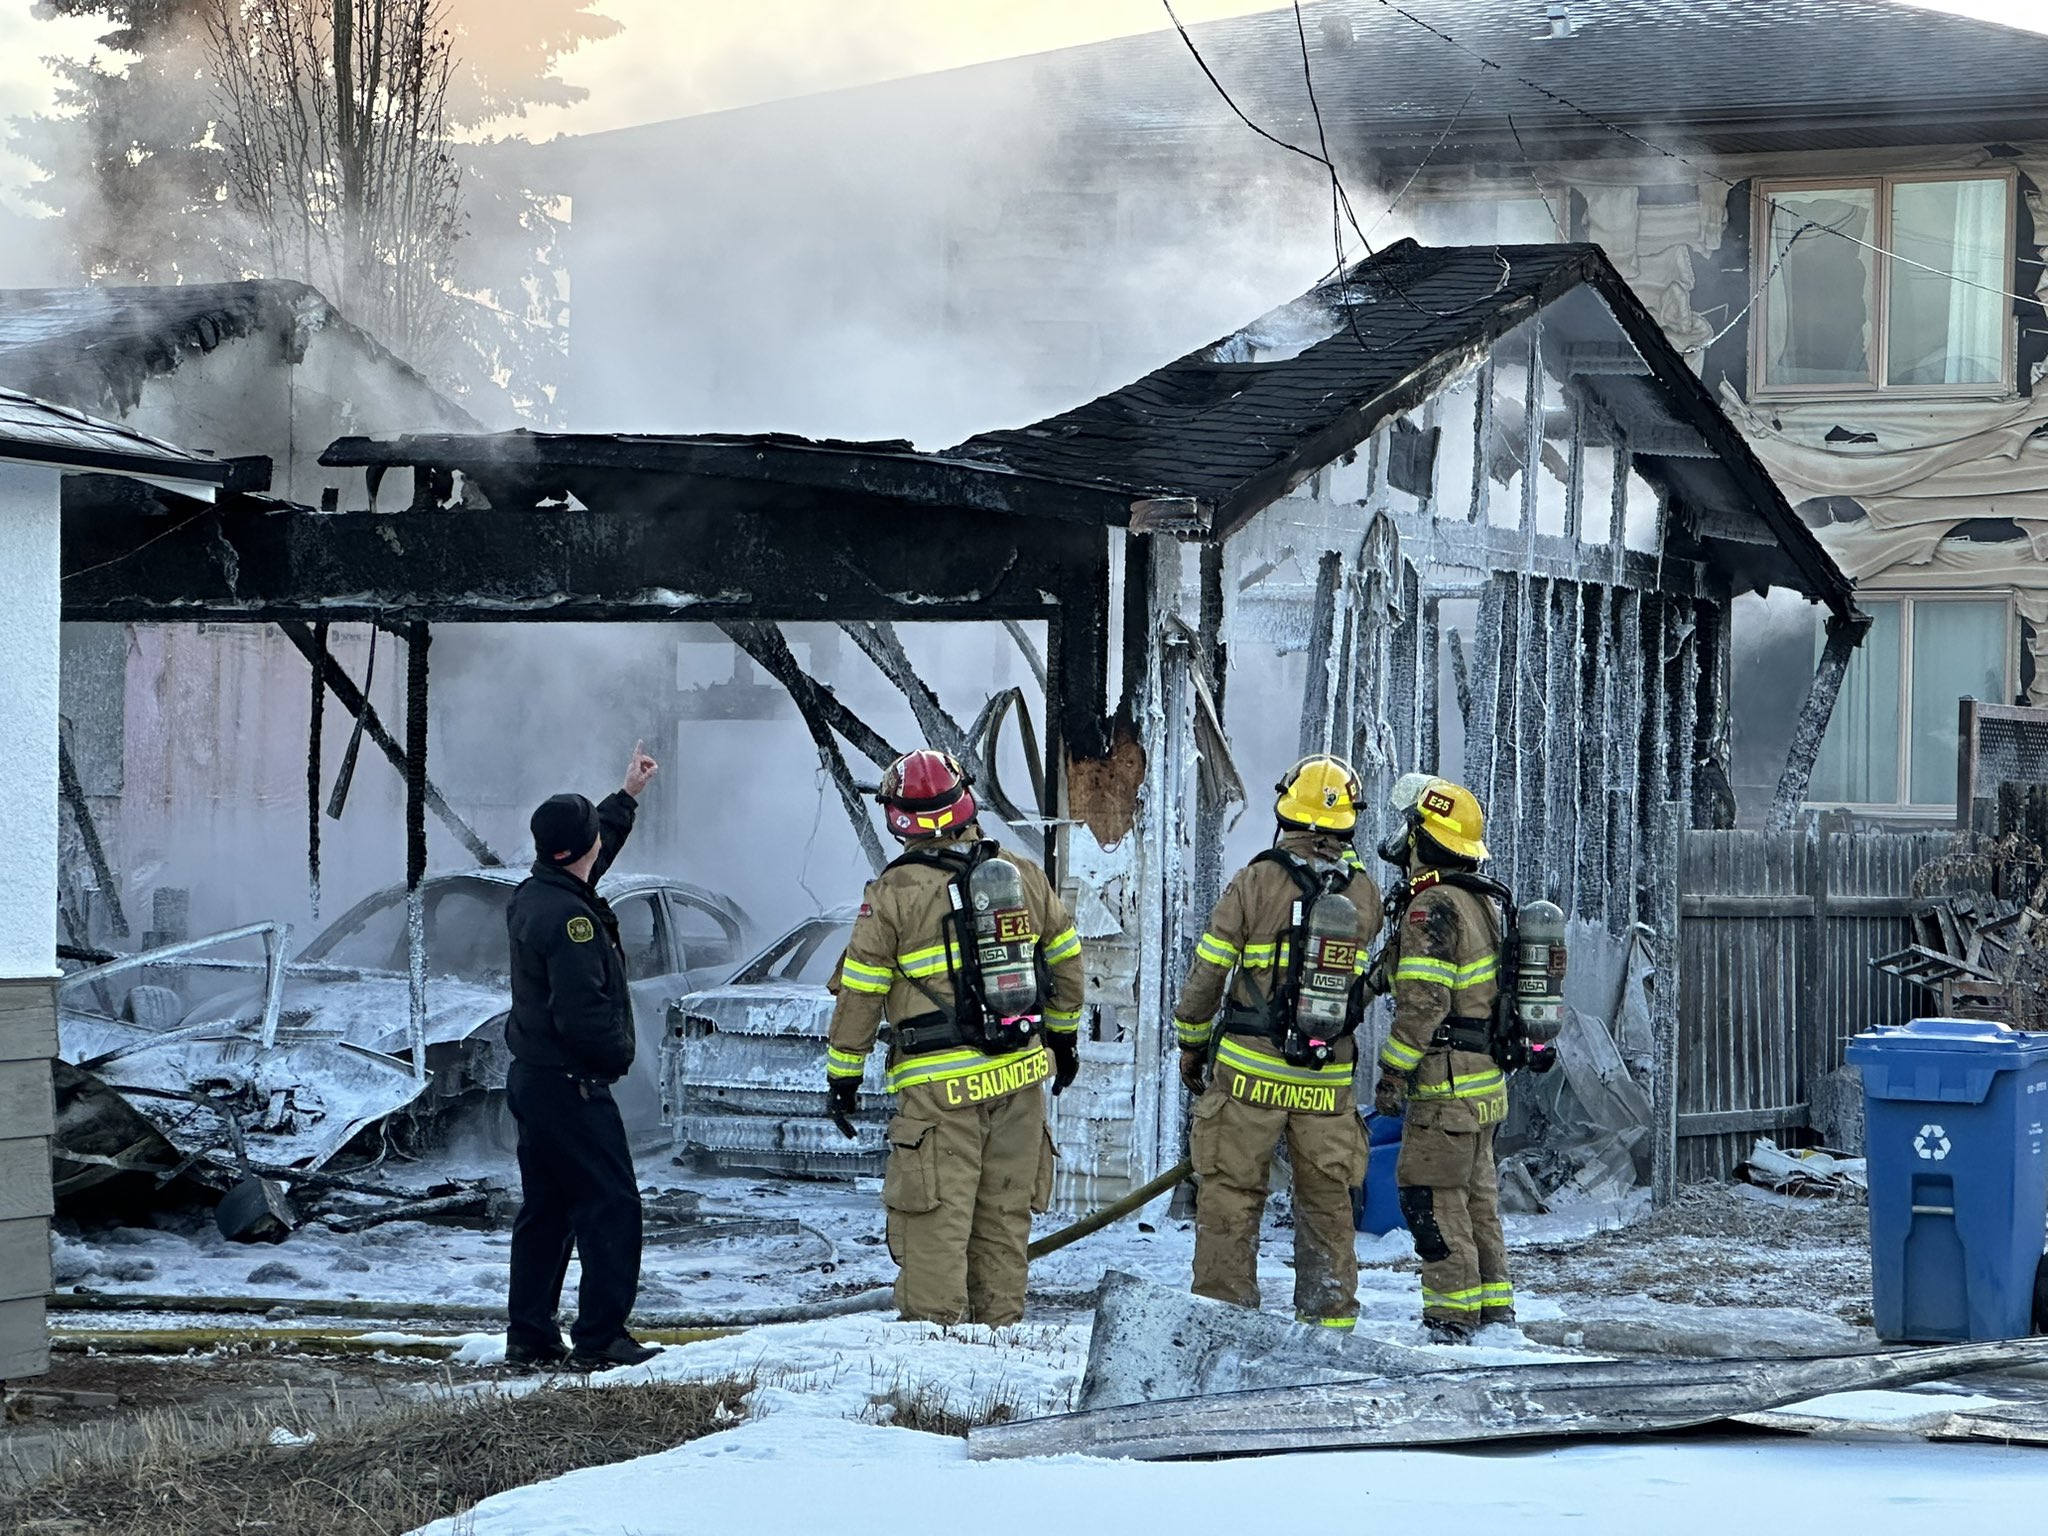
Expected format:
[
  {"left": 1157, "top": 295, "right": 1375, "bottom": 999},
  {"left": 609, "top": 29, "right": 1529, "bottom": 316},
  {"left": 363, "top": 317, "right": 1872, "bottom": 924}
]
[
  {"left": 973, "top": 1318, "right": 2048, "bottom": 1460},
  {"left": 1741, "top": 1138, "right": 1867, "bottom": 1199},
  {"left": 214, "top": 1176, "right": 299, "bottom": 1244},
  {"left": 1520, "top": 1297, "right": 1873, "bottom": 1359}
]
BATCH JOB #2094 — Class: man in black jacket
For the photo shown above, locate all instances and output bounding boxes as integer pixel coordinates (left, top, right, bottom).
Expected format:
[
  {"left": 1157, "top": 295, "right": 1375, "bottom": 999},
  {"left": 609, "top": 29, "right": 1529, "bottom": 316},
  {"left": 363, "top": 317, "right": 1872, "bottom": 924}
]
[{"left": 503, "top": 741, "right": 660, "bottom": 1372}]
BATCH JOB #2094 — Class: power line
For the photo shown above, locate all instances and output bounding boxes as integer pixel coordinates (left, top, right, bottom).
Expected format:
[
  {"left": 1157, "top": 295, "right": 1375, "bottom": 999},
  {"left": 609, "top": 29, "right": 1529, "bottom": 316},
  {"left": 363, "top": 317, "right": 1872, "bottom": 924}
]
[{"left": 1161, "top": 0, "right": 1510, "bottom": 334}]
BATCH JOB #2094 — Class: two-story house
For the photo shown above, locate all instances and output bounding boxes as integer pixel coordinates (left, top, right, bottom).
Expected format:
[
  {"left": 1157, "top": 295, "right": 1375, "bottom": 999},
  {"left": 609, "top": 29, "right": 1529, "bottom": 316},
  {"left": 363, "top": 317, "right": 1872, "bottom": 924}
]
[{"left": 543, "top": 0, "right": 2048, "bottom": 827}]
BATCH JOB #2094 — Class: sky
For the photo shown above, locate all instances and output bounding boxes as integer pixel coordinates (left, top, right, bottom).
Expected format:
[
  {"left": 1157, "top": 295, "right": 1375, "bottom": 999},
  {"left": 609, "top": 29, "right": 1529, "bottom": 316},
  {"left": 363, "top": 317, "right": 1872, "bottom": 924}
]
[{"left": 3, "top": 0, "right": 2047, "bottom": 204}]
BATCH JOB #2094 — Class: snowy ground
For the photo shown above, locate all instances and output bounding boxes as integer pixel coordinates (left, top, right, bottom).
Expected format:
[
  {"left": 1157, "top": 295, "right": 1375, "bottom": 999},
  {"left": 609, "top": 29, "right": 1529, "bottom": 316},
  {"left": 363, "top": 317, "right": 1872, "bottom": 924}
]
[
  {"left": 394, "top": 1311, "right": 2043, "bottom": 1536},
  {"left": 53, "top": 1146, "right": 1685, "bottom": 1335}
]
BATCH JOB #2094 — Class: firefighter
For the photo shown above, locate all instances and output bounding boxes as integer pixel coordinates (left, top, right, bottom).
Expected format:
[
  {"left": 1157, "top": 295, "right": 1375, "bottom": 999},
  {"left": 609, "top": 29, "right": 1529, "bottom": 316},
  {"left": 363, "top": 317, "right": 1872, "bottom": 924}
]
[
  {"left": 823, "top": 749, "right": 1086, "bottom": 1325},
  {"left": 1373, "top": 775, "right": 1514, "bottom": 1343},
  {"left": 1172, "top": 754, "right": 1380, "bottom": 1328}
]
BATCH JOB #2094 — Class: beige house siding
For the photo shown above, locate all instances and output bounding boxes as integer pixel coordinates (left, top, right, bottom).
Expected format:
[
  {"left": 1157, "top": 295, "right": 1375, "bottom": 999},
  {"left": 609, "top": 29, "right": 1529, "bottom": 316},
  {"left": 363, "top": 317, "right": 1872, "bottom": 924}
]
[{"left": 0, "top": 979, "right": 54, "bottom": 1380}]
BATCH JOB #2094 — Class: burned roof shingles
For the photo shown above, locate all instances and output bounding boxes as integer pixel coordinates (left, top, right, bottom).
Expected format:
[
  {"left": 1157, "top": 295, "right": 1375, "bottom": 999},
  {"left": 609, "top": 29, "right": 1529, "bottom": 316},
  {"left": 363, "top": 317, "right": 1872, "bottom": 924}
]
[
  {"left": 951, "top": 243, "right": 1577, "bottom": 519},
  {"left": 0, "top": 386, "right": 234, "bottom": 484},
  {"left": 0, "top": 280, "right": 469, "bottom": 427}
]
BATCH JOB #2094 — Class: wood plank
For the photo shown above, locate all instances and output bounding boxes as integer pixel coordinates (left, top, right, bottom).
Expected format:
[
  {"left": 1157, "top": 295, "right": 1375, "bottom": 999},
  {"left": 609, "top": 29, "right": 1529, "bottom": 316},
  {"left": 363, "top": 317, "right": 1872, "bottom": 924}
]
[
  {"left": 0, "top": 1057, "right": 52, "bottom": 1140},
  {"left": 1678, "top": 1104, "right": 1811, "bottom": 1138},
  {"left": 0, "top": 1137, "right": 54, "bottom": 1221},
  {"left": 1682, "top": 895, "right": 1818, "bottom": 919},
  {"left": 0, "top": 1294, "right": 49, "bottom": 1380},
  {"left": 0, "top": 981, "right": 57, "bottom": 1064},
  {"left": 0, "top": 1217, "right": 50, "bottom": 1305}
]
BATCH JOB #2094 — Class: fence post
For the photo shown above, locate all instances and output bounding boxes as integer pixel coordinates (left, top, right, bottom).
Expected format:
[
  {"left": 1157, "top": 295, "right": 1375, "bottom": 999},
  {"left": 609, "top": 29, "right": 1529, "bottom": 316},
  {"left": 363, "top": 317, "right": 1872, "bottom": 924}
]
[{"left": 1651, "top": 799, "right": 1682, "bottom": 1205}]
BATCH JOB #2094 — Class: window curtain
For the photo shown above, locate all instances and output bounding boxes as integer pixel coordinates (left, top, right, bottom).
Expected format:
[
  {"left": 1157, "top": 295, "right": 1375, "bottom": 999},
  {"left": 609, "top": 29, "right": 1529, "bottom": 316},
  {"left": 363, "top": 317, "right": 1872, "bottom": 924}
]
[
  {"left": 1810, "top": 600, "right": 1901, "bottom": 804},
  {"left": 1940, "top": 180, "right": 2006, "bottom": 386}
]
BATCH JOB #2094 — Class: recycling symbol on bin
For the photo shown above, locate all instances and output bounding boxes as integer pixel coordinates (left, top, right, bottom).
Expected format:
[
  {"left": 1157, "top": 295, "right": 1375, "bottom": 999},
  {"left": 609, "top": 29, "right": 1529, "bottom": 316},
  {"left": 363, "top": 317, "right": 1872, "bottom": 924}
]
[{"left": 1914, "top": 1124, "right": 1952, "bottom": 1161}]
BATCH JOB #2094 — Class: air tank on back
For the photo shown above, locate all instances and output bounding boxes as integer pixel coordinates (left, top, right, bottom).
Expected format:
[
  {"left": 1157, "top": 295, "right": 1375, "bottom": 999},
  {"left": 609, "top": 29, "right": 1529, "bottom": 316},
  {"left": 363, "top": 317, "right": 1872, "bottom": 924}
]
[{"left": 966, "top": 856, "right": 1042, "bottom": 1020}]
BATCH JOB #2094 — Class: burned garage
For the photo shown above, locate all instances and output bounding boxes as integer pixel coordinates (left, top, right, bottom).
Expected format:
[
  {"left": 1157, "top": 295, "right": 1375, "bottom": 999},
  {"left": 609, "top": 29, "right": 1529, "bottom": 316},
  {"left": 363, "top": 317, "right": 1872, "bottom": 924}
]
[{"left": 12, "top": 3, "right": 2048, "bottom": 1526}]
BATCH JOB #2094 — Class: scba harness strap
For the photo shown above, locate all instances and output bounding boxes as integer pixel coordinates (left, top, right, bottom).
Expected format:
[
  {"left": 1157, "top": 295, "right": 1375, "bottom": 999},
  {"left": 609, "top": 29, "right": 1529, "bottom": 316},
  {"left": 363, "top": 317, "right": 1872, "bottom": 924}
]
[
  {"left": 884, "top": 840, "right": 1050, "bottom": 1057},
  {"left": 1219, "top": 849, "right": 1368, "bottom": 1066}
]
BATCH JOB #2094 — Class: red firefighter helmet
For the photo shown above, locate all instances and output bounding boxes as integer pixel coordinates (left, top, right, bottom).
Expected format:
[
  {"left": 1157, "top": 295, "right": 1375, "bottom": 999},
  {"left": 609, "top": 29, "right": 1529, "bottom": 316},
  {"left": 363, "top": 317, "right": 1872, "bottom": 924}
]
[{"left": 877, "top": 749, "right": 977, "bottom": 841}]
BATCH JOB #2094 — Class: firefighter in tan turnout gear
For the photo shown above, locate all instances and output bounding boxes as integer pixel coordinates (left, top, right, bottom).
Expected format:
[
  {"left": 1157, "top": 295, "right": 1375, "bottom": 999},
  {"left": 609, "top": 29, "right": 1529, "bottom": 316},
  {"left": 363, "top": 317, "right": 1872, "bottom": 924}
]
[
  {"left": 1372, "top": 774, "right": 1542, "bottom": 1343},
  {"left": 824, "top": 749, "right": 1085, "bottom": 1325},
  {"left": 1173, "top": 755, "right": 1381, "bottom": 1328}
]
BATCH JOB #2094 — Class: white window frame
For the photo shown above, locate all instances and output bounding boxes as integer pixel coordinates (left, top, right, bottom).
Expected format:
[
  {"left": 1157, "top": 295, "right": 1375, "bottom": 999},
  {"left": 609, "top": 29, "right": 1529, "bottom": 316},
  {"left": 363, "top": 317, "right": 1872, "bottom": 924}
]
[
  {"left": 1808, "top": 592, "right": 2018, "bottom": 815},
  {"left": 1749, "top": 169, "right": 2017, "bottom": 401}
]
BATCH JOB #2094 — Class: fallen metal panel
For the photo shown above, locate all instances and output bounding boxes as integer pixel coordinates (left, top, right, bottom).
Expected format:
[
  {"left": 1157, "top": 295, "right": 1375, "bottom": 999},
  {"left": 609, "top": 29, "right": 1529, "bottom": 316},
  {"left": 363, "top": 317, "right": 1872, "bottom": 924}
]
[
  {"left": 974, "top": 1339, "right": 2048, "bottom": 1461},
  {"left": 971, "top": 1277, "right": 2048, "bottom": 1461}
]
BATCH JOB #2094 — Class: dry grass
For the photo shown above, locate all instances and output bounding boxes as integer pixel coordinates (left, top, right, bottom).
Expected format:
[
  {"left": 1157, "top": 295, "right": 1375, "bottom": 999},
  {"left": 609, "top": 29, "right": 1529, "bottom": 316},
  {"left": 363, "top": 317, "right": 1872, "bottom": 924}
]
[
  {"left": 868, "top": 1379, "right": 1019, "bottom": 1437},
  {"left": 4, "top": 1375, "right": 750, "bottom": 1536}
]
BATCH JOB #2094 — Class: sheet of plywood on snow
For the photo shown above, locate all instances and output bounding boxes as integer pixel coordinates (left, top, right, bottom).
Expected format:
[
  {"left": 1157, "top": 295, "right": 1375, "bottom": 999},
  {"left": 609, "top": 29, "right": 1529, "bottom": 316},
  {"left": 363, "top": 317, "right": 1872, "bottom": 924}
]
[
  {"left": 0, "top": 1294, "right": 49, "bottom": 1380},
  {"left": 0, "top": 1217, "right": 50, "bottom": 1306}
]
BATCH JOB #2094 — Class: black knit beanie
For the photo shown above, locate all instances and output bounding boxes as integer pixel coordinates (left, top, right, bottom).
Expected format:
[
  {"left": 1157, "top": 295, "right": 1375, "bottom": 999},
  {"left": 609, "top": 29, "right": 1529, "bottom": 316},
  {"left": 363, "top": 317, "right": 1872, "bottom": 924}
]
[{"left": 531, "top": 793, "right": 600, "bottom": 865}]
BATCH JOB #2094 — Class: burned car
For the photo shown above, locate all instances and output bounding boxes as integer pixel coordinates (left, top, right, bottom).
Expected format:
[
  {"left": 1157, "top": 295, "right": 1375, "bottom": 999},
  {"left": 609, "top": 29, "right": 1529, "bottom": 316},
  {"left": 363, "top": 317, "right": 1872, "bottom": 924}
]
[
  {"left": 56, "top": 869, "right": 750, "bottom": 1195},
  {"left": 662, "top": 907, "right": 891, "bottom": 1176}
]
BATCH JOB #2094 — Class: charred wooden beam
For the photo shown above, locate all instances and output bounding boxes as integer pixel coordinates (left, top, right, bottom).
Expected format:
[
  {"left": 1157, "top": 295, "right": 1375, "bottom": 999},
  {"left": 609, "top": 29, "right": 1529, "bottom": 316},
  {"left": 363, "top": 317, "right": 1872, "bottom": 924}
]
[
  {"left": 307, "top": 620, "right": 327, "bottom": 916},
  {"left": 1768, "top": 611, "right": 1870, "bottom": 832},
  {"left": 275, "top": 620, "right": 501, "bottom": 867},
  {"left": 60, "top": 496, "right": 1097, "bottom": 626},
  {"left": 720, "top": 622, "right": 899, "bottom": 771},
  {"left": 57, "top": 729, "right": 128, "bottom": 942},
  {"left": 404, "top": 622, "right": 431, "bottom": 1084},
  {"left": 839, "top": 621, "right": 980, "bottom": 776},
  {"left": 1298, "top": 550, "right": 1344, "bottom": 758}
]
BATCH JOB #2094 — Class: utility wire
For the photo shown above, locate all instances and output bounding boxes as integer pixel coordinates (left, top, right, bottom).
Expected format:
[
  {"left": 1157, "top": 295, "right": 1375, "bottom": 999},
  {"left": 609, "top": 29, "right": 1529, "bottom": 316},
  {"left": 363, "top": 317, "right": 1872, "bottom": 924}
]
[
  {"left": 1162, "top": 0, "right": 1510, "bottom": 334},
  {"left": 1363, "top": 0, "right": 2041, "bottom": 311}
]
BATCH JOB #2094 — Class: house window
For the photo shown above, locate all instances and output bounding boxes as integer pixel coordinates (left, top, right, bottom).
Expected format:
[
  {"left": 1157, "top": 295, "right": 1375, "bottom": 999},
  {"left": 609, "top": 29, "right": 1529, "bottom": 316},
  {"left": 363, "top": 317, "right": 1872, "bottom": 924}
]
[
  {"left": 1809, "top": 596, "right": 2014, "bottom": 810},
  {"left": 1754, "top": 173, "right": 2013, "bottom": 396}
]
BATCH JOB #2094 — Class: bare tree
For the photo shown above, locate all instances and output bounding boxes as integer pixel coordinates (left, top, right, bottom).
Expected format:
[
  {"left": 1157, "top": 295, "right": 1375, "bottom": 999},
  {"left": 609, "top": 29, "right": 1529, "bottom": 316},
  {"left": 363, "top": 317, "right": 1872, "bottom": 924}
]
[{"left": 205, "top": 0, "right": 463, "bottom": 370}]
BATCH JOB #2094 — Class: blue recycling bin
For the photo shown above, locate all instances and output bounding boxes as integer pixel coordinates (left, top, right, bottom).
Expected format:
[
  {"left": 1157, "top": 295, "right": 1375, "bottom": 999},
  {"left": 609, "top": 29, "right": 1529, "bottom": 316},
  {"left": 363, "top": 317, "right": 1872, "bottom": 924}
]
[
  {"left": 1352, "top": 1111, "right": 1408, "bottom": 1235},
  {"left": 1846, "top": 1017, "right": 2048, "bottom": 1343}
]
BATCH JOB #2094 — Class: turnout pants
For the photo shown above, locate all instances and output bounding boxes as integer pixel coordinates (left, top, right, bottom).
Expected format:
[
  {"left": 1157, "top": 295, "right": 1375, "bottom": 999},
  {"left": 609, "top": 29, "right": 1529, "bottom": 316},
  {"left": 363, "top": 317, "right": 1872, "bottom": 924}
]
[
  {"left": 1189, "top": 1086, "right": 1369, "bottom": 1324},
  {"left": 505, "top": 1061, "right": 644, "bottom": 1354},
  {"left": 1396, "top": 1119, "right": 1511, "bottom": 1327},
  {"left": 881, "top": 1080, "right": 1056, "bottom": 1325}
]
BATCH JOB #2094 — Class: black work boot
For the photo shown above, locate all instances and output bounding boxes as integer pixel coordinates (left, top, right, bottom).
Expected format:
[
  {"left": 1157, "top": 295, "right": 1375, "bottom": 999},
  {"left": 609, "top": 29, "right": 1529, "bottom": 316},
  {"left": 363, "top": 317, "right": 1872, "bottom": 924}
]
[
  {"left": 1424, "top": 1317, "right": 1475, "bottom": 1345},
  {"left": 567, "top": 1335, "right": 660, "bottom": 1372},
  {"left": 504, "top": 1337, "right": 569, "bottom": 1373}
]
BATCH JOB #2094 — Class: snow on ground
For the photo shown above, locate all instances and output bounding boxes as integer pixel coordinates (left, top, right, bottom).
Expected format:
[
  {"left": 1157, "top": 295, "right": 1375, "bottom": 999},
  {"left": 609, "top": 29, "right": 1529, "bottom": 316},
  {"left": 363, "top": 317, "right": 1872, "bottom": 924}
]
[
  {"left": 409, "top": 1414, "right": 2048, "bottom": 1536},
  {"left": 51, "top": 1148, "right": 1669, "bottom": 1335}
]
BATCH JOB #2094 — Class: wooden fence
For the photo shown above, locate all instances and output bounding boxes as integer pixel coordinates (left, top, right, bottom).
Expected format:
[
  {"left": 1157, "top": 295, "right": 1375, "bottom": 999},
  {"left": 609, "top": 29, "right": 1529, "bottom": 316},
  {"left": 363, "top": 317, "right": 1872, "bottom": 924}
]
[{"left": 1674, "top": 823, "right": 1956, "bottom": 1182}]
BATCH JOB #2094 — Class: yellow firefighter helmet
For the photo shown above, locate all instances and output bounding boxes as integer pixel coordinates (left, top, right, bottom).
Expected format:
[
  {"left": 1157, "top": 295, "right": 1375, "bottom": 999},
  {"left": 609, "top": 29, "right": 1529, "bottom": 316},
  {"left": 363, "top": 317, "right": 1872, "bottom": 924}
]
[
  {"left": 1275, "top": 754, "right": 1363, "bottom": 833},
  {"left": 1412, "top": 776, "right": 1488, "bottom": 862}
]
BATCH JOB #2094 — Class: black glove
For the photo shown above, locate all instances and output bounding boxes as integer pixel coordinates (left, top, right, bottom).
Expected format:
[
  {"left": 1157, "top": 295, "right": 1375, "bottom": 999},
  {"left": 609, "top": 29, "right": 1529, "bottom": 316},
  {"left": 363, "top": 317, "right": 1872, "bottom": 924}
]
[
  {"left": 1047, "top": 1030, "right": 1079, "bottom": 1096},
  {"left": 1180, "top": 1048, "right": 1209, "bottom": 1097},
  {"left": 826, "top": 1075, "right": 860, "bottom": 1138},
  {"left": 1373, "top": 1069, "right": 1407, "bottom": 1119}
]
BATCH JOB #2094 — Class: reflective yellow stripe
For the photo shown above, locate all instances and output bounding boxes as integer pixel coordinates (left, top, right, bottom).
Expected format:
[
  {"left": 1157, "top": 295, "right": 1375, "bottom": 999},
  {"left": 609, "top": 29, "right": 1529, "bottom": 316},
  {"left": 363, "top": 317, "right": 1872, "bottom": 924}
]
[
  {"left": 1239, "top": 941, "right": 1287, "bottom": 971},
  {"left": 825, "top": 1047, "right": 867, "bottom": 1079},
  {"left": 886, "top": 1044, "right": 1050, "bottom": 1097},
  {"left": 1423, "top": 1286, "right": 1484, "bottom": 1313},
  {"left": 895, "top": 939, "right": 962, "bottom": 979},
  {"left": 1215, "top": 1038, "right": 1352, "bottom": 1087},
  {"left": 1480, "top": 1282, "right": 1515, "bottom": 1303},
  {"left": 1043, "top": 928, "right": 1081, "bottom": 962},
  {"left": 838, "top": 964, "right": 892, "bottom": 996},
  {"left": 1395, "top": 957, "right": 1457, "bottom": 985},
  {"left": 1194, "top": 933, "right": 1239, "bottom": 967},
  {"left": 1454, "top": 957, "right": 1498, "bottom": 983},
  {"left": 1412, "top": 1067, "right": 1507, "bottom": 1100},
  {"left": 1176, "top": 1018, "right": 1212, "bottom": 1048},
  {"left": 1302, "top": 1315, "right": 1357, "bottom": 1329},
  {"left": 1380, "top": 1037, "right": 1426, "bottom": 1071},
  {"left": 1044, "top": 1008, "right": 1081, "bottom": 1034}
]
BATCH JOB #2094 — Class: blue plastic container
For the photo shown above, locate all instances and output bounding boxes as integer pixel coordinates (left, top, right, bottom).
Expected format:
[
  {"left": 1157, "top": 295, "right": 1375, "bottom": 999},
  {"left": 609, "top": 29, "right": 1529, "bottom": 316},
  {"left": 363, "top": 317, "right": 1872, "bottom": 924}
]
[
  {"left": 1846, "top": 1017, "right": 2048, "bottom": 1343},
  {"left": 1353, "top": 1111, "right": 1408, "bottom": 1235}
]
